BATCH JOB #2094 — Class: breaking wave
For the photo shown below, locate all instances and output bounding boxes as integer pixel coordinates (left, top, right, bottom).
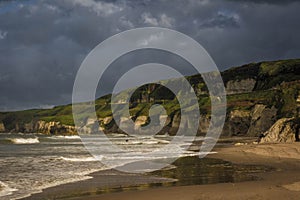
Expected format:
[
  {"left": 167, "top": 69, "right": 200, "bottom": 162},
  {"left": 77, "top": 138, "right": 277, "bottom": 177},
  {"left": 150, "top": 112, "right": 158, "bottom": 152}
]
[
  {"left": 8, "top": 137, "right": 39, "bottom": 144},
  {"left": 0, "top": 181, "right": 17, "bottom": 198}
]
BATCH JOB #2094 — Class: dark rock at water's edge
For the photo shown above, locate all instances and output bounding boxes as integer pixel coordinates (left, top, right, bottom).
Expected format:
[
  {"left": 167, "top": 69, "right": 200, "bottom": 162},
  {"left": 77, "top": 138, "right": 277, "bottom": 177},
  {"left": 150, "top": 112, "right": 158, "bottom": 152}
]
[{"left": 0, "top": 59, "right": 300, "bottom": 141}]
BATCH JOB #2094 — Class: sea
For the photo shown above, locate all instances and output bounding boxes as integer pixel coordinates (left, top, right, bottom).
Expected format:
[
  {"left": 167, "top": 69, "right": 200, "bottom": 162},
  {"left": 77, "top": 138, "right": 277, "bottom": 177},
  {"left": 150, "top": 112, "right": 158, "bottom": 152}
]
[{"left": 0, "top": 133, "right": 207, "bottom": 200}]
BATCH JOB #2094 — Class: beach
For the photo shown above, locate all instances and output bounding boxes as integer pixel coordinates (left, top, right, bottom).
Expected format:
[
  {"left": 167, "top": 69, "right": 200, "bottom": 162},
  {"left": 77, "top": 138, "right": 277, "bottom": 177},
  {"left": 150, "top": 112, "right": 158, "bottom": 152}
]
[{"left": 22, "top": 142, "right": 300, "bottom": 200}]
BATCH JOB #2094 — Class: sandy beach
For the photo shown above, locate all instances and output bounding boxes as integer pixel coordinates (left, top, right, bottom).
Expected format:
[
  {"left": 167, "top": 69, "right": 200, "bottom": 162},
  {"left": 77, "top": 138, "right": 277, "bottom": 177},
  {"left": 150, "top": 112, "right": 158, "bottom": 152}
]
[
  {"left": 82, "top": 143, "right": 300, "bottom": 200},
  {"left": 23, "top": 142, "right": 300, "bottom": 200}
]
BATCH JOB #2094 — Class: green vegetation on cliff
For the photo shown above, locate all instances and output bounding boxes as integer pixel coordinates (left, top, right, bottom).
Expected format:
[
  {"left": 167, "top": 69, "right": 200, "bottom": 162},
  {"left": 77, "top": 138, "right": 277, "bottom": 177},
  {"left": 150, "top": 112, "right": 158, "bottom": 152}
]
[{"left": 0, "top": 58, "right": 299, "bottom": 135}]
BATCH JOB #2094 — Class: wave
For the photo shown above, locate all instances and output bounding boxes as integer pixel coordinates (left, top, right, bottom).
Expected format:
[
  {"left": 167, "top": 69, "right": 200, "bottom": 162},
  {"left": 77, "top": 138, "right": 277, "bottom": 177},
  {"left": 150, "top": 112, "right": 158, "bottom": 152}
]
[
  {"left": 142, "top": 140, "right": 169, "bottom": 145},
  {"left": 108, "top": 133, "right": 128, "bottom": 137},
  {"left": 198, "top": 151, "right": 218, "bottom": 155},
  {"left": 8, "top": 137, "right": 39, "bottom": 144},
  {"left": 47, "top": 135, "right": 81, "bottom": 139},
  {"left": 0, "top": 181, "right": 17, "bottom": 198},
  {"left": 60, "top": 156, "right": 99, "bottom": 162},
  {"left": 142, "top": 141, "right": 159, "bottom": 145},
  {"left": 14, "top": 168, "right": 102, "bottom": 200},
  {"left": 156, "top": 140, "right": 170, "bottom": 144},
  {"left": 113, "top": 138, "right": 170, "bottom": 145},
  {"left": 116, "top": 140, "right": 143, "bottom": 145}
]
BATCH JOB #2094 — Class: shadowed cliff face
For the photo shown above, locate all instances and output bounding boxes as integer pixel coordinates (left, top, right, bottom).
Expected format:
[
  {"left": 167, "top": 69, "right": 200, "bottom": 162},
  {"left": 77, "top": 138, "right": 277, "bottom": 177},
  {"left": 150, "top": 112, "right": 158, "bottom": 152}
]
[
  {"left": 226, "top": 78, "right": 256, "bottom": 95},
  {"left": 0, "top": 59, "right": 300, "bottom": 141}
]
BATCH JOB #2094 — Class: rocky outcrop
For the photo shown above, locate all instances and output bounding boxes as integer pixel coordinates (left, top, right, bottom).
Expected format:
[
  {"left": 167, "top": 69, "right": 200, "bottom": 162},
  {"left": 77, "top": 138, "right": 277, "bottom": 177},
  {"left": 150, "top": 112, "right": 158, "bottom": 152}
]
[
  {"left": 222, "top": 105, "right": 277, "bottom": 137},
  {"left": 78, "top": 117, "right": 99, "bottom": 134},
  {"left": 35, "top": 121, "right": 77, "bottom": 135},
  {"left": 11, "top": 121, "right": 77, "bottom": 135},
  {"left": 96, "top": 104, "right": 277, "bottom": 137},
  {"left": 169, "top": 112, "right": 180, "bottom": 135},
  {"left": 261, "top": 118, "right": 299, "bottom": 143},
  {"left": 101, "top": 115, "right": 172, "bottom": 135},
  {"left": 223, "top": 110, "right": 251, "bottom": 136},
  {"left": 0, "top": 122, "right": 5, "bottom": 132},
  {"left": 134, "top": 116, "right": 148, "bottom": 129},
  {"left": 226, "top": 78, "right": 256, "bottom": 94},
  {"left": 247, "top": 104, "right": 277, "bottom": 137},
  {"left": 0, "top": 103, "right": 279, "bottom": 137},
  {"left": 198, "top": 115, "right": 210, "bottom": 134}
]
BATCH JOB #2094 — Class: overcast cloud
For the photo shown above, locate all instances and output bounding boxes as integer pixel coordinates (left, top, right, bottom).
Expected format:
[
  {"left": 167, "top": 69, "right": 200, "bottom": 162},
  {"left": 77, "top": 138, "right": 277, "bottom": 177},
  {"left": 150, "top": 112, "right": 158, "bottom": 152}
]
[{"left": 0, "top": 0, "right": 299, "bottom": 110}]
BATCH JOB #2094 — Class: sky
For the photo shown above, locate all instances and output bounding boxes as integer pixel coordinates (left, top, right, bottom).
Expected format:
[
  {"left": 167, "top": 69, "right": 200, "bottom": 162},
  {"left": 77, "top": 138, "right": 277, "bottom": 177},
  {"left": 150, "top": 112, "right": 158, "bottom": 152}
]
[{"left": 0, "top": 0, "right": 300, "bottom": 111}]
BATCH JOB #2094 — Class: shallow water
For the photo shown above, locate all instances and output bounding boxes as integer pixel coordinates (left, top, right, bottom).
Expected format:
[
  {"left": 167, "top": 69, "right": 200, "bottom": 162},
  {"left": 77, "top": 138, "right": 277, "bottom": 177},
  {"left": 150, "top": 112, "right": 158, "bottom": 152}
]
[
  {"left": 0, "top": 133, "right": 204, "bottom": 199},
  {"left": 150, "top": 156, "right": 272, "bottom": 186},
  {"left": 56, "top": 156, "right": 272, "bottom": 198},
  {"left": 0, "top": 134, "right": 104, "bottom": 200},
  {"left": 0, "top": 133, "right": 272, "bottom": 200}
]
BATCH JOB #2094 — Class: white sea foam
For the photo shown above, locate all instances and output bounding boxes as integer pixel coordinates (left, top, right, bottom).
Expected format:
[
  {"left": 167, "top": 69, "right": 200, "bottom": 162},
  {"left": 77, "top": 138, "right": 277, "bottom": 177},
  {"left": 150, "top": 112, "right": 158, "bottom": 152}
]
[
  {"left": 60, "top": 156, "right": 98, "bottom": 162},
  {"left": 0, "top": 181, "right": 17, "bottom": 198},
  {"left": 142, "top": 141, "right": 159, "bottom": 145},
  {"left": 14, "top": 169, "right": 102, "bottom": 200},
  {"left": 0, "top": 133, "right": 219, "bottom": 199},
  {"left": 111, "top": 137, "right": 170, "bottom": 146},
  {"left": 156, "top": 139, "right": 170, "bottom": 144},
  {"left": 116, "top": 140, "right": 143, "bottom": 145},
  {"left": 47, "top": 135, "right": 81, "bottom": 139},
  {"left": 109, "top": 133, "right": 128, "bottom": 137},
  {"left": 198, "top": 151, "right": 218, "bottom": 155},
  {"left": 9, "top": 137, "right": 39, "bottom": 144}
]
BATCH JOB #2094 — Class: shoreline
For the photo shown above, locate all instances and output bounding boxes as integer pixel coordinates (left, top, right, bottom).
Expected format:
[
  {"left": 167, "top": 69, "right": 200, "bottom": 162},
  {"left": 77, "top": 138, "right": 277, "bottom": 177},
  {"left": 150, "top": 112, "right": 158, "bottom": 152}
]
[{"left": 22, "top": 142, "right": 300, "bottom": 200}]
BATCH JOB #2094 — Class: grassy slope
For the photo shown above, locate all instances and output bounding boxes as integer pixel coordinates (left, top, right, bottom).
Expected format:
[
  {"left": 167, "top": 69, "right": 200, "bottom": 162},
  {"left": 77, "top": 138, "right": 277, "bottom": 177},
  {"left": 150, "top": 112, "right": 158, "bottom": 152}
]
[{"left": 0, "top": 59, "right": 299, "bottom": 128}]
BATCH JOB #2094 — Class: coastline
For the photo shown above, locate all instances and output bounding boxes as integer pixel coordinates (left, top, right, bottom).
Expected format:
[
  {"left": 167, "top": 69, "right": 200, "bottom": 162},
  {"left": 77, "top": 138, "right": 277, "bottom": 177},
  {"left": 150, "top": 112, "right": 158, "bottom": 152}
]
[{"left": 22, "top": 142, "right": 300, "bottom": 200}]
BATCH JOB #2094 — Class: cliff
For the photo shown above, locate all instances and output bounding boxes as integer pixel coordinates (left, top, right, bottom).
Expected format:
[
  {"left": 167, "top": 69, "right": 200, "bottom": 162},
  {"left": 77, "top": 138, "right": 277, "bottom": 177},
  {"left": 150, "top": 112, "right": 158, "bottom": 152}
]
[
  {"left": 0, "top": 59, "right": 299, "bottom": 139},
  {"left": 0, "top": 122, "right": 5, "bottom": 132}
]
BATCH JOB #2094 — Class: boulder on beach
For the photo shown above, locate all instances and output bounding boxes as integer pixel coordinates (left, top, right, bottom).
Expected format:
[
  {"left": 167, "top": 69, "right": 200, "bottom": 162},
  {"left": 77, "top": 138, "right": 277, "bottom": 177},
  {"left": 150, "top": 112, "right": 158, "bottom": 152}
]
[{"left": 260, "top": 118, "right": 299, "bottom": 143}]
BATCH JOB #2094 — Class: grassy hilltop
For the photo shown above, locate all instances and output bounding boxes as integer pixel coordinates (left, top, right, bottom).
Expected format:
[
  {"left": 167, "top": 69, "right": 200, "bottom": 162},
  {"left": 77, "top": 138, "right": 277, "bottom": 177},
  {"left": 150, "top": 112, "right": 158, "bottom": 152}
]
[{"left": 0, "top": 59, "right": 299, "bottom": 137}]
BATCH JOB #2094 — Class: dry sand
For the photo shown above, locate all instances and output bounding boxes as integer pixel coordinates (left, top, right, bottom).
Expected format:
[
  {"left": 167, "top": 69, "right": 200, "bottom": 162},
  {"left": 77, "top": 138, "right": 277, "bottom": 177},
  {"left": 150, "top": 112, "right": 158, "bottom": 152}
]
[{"left": 81, "top": 143, "right": 300, "bottom": 200}]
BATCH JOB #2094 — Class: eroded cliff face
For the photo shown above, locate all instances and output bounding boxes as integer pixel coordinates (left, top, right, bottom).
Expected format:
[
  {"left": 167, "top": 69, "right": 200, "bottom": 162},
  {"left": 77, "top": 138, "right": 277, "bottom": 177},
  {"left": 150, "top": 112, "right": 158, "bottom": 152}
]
[
  {"left": 100, "top": 115, "right": 172, "bottom": 135},
  {"left": 247, "top": 104, "right": 278, "bottom": 136},
  {"left": 223, "top": 110, "right": 251, "bottom": 136},
  {"left": 221, "top": 104, "right": 278, "bottom": 137},
  {"left": 0, "top": 122, "right": 5, "bottom": 132},
  {"left": 0, "top": 102, "right": 287, "bottom": 137},
  {"left": 96, "top": 104, "right": 277, "bottom": 137},
  {"left": 2, "top": 103, "right": 278, "bottom": 136},
  {"left": 12, "top": 121, "right": 77, "bottom": 135},
  {"left": 226, "top": 78, "right": 256, "bottom": 95},
  {"left": 1, "top": 59, "right": 299, "bottom": 137}
]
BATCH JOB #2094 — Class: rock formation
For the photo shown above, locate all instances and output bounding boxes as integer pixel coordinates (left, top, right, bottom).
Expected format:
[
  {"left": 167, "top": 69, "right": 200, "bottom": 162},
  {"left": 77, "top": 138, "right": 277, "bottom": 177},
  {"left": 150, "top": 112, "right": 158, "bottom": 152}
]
[
  {"left": 0, "top": 122, "right": 5, "bottom": 132},
  {"left": 0, "top": 59, "right": 299, "bottom": 136},
  {"left": 12, "top": 121, "right": 77, "bottom": 135},
  {"left": 260, "top": 118, "right": 300, "bottom": 143},
  {"left": 226, "top": 78, "right": 256, "bottom": 95},
  {"left": 223, "top": 110, "right": 251, "bottom": 136},
  {"left": 247, "top": 104, "right": 277, "bottom": 137}
]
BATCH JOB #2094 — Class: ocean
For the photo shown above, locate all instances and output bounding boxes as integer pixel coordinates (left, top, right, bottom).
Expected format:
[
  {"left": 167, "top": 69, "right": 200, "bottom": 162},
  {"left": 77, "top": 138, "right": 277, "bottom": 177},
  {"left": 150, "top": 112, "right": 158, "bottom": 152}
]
[{"left": 0, "top": 133, "right": 204, "bottom": 200}]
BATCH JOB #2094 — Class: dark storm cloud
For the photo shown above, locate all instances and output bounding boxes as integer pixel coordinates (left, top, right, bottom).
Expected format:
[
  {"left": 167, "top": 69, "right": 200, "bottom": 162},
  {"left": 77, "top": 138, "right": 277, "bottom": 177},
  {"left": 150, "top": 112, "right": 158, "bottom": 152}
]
[
  {"left": 0, "top": 0, "right": 299, "bottom": 110},
  {"left": 227, "top": 0, "right": 300, "bottom": 5}
]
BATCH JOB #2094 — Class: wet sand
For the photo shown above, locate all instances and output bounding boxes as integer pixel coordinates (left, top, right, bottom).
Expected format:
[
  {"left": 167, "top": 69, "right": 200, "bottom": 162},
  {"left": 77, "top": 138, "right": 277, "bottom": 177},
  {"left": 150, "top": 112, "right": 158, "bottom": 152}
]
[
  {"left": 88, "top": 143, "right": 300, "bottom": 200},
  {"left": 23, "top": 142, "right": 300, "bottom": 200}
]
